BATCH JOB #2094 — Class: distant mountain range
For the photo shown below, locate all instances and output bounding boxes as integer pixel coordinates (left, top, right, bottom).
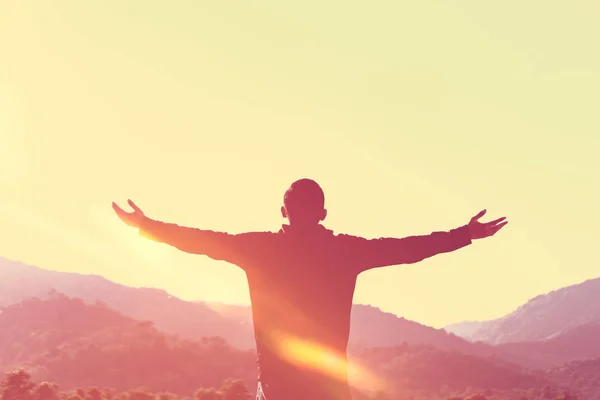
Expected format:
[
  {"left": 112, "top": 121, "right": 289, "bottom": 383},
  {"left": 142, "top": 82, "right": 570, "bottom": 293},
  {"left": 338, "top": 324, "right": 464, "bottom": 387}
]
[
  {"left": 0, "top": 294, "right": 572, "bottom": 399},
  {"left": 0, "top": 257, "right": 253, "bottom": 348},
  {"left": 494, "top": 320, "right": 600, "bottom": 369},
  {"left": 1, "top": 257, "right": 600, "bottom": 371},
  {"left": 444, "top": 277, "right": 600, "bottom": 344},
  {"left": 0, "top": 295, "right": 257, "bottom": 393},
  {"left": 545, "top": 358, "right": 600, "bottom": 400},
  {"left": 0, "top": 257, "right": 486, "bottom": 353}
]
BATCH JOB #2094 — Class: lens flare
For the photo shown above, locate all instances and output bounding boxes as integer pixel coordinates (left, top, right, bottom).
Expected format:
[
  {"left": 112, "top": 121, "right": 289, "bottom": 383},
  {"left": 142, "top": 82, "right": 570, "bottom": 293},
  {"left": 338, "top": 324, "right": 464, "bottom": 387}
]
[{"left": 269, "top": 330, "right": 388, "bottom": 392}]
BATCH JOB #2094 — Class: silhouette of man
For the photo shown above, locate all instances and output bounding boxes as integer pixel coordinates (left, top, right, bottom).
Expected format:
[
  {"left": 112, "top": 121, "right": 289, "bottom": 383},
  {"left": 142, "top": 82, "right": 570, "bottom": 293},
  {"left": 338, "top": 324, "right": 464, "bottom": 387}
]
[{"left": 112, "top": 178, "right": 507, "bottom": 400}]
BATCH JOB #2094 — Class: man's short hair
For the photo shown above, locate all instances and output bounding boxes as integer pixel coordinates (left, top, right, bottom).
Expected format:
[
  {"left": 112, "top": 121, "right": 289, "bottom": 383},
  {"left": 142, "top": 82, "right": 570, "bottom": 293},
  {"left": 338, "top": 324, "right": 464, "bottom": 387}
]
[{"left": 284, "top": 179, "right": 325, "bottom": 212}]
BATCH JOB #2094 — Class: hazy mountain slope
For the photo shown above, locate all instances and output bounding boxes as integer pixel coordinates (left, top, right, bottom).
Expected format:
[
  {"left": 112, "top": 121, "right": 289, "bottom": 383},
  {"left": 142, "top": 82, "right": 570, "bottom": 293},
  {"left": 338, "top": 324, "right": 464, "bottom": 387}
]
[
  {"left": 443, "top": 320, "right": 482, "bottom": 339},
  {"left": 545, "top": 358, "right": 600, "bottom": 400},
  {"left": 348, "top": 304, "right": 492, "bottom": 355},
  {"left": 494, "top": 320, "right": 600, "bottom": 369},
  {"left": 1, "top": 257, "right": 491, "bottom": 354},
  {"left": 7, "top": 255, "right": 599, "bottom": 371},
  {"left": 0, "top": 295, "right": 256, "bottom": 393},
  {"left": 350, "top": 345, "right": 565, "bottom": 399},
  {"left": 0, "top": 257, "right": 254, "bottom": 348},
  {"left": 0, "top": 295, "right": 566, "bottom": 399},
  {"left": 444, "top": 277, "right": 600, "bottom": 344}
]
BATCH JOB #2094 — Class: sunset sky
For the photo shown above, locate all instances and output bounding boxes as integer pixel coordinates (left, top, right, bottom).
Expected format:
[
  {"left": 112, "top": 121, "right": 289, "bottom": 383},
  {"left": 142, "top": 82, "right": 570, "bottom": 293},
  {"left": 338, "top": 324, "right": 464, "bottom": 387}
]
[{"left": 1, "top": 1, "right": 598, "bottom": 328}]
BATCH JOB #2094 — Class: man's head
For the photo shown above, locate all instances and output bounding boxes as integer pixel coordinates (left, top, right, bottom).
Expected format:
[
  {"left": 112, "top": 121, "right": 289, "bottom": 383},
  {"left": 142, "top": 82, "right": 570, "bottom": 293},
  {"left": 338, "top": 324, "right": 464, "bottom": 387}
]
[{"left": 281, "top": 179, "right": 327, "bottom": 227}]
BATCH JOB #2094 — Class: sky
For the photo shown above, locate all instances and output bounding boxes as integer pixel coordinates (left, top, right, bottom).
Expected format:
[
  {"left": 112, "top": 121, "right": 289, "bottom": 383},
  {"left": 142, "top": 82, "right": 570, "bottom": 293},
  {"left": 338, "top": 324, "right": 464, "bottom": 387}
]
[{"left": 0, "top": 1, "right": 599, "bottom": 328}]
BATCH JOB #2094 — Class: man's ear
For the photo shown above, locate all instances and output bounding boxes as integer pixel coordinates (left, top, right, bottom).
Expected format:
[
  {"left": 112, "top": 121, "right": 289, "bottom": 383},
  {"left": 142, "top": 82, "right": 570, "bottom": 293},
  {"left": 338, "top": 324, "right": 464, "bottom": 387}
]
[
  {"left": 320, "top": 209, "right": 327, "bottom": 222},
  {"left": 281, "top": 206, "right": 288, "bottom": 218}
]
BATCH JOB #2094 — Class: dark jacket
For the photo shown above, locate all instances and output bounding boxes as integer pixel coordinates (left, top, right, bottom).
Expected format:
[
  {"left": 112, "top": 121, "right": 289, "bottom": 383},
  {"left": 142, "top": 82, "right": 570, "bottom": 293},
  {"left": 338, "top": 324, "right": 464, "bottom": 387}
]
[{"left": 139, "top": 219, "right": 472, "bottom": 400}]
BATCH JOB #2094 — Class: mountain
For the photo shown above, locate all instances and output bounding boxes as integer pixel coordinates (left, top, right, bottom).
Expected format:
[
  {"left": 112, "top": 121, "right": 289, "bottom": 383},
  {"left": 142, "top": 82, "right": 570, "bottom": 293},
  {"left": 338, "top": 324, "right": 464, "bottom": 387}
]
[
  {"left": 0, "top": 257, "right": 255, "bottom": 348},
  {"left": 205, "top": 301, "right": 496, "bottom": 356},
  {"left": 350, "top": 345, "right": 566, "bottom": 400},
  {"left": 545, "top": 358, "right": 600, "bottom": 400},
  {"left": 442, "top": 320, "right": 482, "bottom": 339},
  {"left": 348, "top": 305, "right": 492, "bottom": 356},
  {"left": 0, "top": 295, "right": 256, "bottom": 394},
  {"left": 444, "top": 277, "right": 600, "bottom": 344},
  {"left": 494, "top": 320, "right": 600, "bottom": 369},
  {"left": 5, "top": 256, "right": 599, "bottom": 372},
  {"left": 0, "top": 257, "right": 491, "bottom": 355},
  {"left": 0, "top": 295, "right": 567, "bottom": 399}
]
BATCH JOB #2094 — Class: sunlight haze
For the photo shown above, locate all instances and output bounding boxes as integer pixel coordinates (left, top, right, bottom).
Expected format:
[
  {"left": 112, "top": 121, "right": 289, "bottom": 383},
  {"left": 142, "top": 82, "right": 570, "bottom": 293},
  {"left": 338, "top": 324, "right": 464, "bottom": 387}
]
[{"left": 1, "top": 1, "right": 599, "bottom": 328}]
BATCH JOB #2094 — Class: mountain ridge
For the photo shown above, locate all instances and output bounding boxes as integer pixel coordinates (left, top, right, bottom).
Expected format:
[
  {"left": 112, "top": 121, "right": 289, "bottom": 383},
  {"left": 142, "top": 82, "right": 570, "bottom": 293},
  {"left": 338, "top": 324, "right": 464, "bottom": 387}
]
[
  {"left": 3, "top": 256, "right": 600, "bottom": 371},
  {"left": 0, "top": 294, "right": 571, "bottom": 399},
  {"left": 444, "top": 276, "right": 600, "bottom": 344},
  {"left": 0, "top": 257, "right": 486, "bottom": 353}
]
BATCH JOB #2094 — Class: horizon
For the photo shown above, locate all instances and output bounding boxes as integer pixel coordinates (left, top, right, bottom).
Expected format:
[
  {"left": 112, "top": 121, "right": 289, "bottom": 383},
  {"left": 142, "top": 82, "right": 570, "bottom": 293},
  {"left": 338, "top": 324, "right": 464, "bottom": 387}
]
[
  {"left": 1, "top": 1, "right": 599, "bottom": 328},
  {"left": 2, "top": 254, "right": 598, "bottom": 328}
]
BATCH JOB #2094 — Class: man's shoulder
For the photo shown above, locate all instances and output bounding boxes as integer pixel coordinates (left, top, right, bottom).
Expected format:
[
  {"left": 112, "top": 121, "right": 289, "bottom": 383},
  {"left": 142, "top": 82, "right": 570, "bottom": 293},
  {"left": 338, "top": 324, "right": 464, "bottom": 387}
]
[
  {"left": 235, "top": 230, "right": 278, "bottom": 239},
  {"left": 332, "top": 231, "right": 369, "bottom": 243}
]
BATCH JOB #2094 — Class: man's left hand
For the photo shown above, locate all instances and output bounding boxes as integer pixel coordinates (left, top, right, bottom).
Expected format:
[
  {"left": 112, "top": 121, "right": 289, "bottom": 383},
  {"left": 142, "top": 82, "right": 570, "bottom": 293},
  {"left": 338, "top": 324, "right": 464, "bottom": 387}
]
[{"left": 468, "top": 209, "right": 508, "bottom": 240}]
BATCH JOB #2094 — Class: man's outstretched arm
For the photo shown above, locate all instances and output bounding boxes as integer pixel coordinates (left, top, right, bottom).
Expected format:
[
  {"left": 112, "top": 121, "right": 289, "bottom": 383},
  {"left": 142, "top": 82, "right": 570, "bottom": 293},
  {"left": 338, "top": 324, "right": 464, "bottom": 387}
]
[
  {"left": 351, "top": 209, "right": 508, "bottom": 272},
  {"left": 112, "top": 199, "right": 246, "bottom": 262}
]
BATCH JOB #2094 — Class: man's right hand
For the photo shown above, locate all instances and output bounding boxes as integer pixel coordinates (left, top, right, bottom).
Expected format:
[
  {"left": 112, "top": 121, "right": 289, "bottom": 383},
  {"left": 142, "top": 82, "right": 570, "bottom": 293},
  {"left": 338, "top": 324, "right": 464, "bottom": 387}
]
[
  {"left": 112, "top": 199, "right": 146, "bottom": 228},
  {"left": 467, "top": 209, "right": 507, "bottom": 240}
]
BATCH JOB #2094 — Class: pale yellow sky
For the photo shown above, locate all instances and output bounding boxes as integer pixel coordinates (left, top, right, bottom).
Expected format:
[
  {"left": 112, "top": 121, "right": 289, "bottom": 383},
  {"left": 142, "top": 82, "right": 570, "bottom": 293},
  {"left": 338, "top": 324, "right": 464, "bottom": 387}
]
[{"left": 1, "top": 1, "right": 598, "bottom": 328}]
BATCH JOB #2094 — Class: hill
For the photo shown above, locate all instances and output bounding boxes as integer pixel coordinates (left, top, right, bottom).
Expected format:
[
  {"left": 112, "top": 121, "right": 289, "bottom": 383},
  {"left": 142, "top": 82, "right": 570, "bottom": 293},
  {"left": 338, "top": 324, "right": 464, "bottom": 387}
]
[
  {"left": 0, "top": 257, "right": 490, "bottom": 354},
  {"left": 496, "top": 320, "right": 600, "bottom": 369},
  {"left": 350, "top": 345, "right": 567, "bottom": 400},
  {"left": 0, "top": 257, "right": 255, "bottom": 348},
  {"left": 348, "top": 305, "right": 493, "bottom": 356},
  {"left": 4, "top": 257, "right": 600, "bottom": 372},
  {"left": 545, "top": 358, "right": 600, "bottom": 400},
  {"left": 0, "top": 294, "right": 256, "bottom": 393},
  {"left": 445, "top": 277, "right": 600, "bottom": 344},
  {"left": 0, "top": 295, "right": 569, "bottom": 400}
]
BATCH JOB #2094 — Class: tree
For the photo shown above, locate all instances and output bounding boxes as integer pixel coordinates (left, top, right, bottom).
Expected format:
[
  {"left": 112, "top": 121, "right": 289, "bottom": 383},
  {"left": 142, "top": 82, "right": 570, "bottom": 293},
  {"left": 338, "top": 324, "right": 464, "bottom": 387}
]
[
  {"left": 219, "top": 379, "right": 250, "bottom": 400},
  {"left": 87, "top": 387, "right": 104, "bottom": 400},
  {"left": 1, "top": 369, "right": 36, "bottom": 400},
  {"left": 194, "top": 388, "right": 224, "bottom": 400},
  {"left": 33, "top": 382, "right": 60, "bottom": 400},
  {"left": 127, "top": 390, "right": 155, "bottom": 400},
  {"left": 553, "top": 392, "right": 576, "bottom": 400},
  {"left": 156, "top": 393, "right": 178, "bottom": 400}
]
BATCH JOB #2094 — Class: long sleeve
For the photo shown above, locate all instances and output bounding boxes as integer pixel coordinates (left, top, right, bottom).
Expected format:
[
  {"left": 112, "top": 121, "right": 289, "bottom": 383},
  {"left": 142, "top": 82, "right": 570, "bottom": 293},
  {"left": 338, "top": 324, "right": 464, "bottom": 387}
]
[
  {"left": 138, "top": 217, "right": 248, "bottom": 263},
  {"left": 348, "top": 225, "right": 472, "bottom": 273}
]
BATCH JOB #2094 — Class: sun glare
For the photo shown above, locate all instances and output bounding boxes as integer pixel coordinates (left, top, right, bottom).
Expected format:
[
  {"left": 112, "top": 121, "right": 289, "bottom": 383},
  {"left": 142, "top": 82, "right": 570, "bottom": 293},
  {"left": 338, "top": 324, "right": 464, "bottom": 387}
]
[{"left": 270, "top": 330, "right": 388, "bottom": 391}]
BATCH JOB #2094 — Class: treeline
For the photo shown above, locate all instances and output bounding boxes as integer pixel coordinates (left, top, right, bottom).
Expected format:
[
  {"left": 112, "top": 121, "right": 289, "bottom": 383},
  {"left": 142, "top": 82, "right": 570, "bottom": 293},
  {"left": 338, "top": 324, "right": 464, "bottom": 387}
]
[
  {"left": 0, "top": 368, "right": 252, "bottom": 400},
  {"left": 0, "top": 295, "right": 590, "bottom": 400},
  {"left": 0, "top": 369, "right": 580, "bottom": 400},
  {"left": 545, "top": 358, "right": 600, "bottom": 400},
  {"left": 0, "top": 296, "right": 256, "bottom": 393}
]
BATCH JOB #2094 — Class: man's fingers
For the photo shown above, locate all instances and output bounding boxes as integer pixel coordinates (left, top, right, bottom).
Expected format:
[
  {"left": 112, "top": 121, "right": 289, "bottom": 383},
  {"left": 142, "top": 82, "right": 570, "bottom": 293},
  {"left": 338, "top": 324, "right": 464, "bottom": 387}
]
[
  {"left": 127, "top": 199, "right": 141, "bottom": 212},
  {"left": 486, "top": 217, "right": 507, "bottom": 226},
  {"left": 471, "top": 209, "right": 487, "bottom": 221},
  {"left": 112, "top": 202, "right": 124, "bottom": 214},
  {"left": 495, "top": 221, "right": 508, "bottom": 230},
  {"left": 112, "top": 202, "right": 128, "bottom": 220},
  {"left": 488, "top": 221, "right": 508, "bottom": 235}
]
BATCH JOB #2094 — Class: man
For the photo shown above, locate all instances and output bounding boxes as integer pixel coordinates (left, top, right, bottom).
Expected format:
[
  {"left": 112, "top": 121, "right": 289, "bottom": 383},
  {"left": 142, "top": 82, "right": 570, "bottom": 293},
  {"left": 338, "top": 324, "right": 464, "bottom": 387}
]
[{"left": 112, "top": 178, "right": 507, "bottom": 400}]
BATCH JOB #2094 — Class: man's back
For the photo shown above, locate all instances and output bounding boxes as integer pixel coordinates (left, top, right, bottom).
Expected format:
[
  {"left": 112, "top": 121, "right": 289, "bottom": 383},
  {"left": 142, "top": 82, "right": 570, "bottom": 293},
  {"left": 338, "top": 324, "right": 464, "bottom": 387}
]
[
  {"left": 240, "top": 225, "right": 362, "bottom": 400},
  {"left": 132, "top": 216, "right": 473, "bottom": 399},
  {"left": 218, "top": 223, "right": 473, "bottom": 400}
]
